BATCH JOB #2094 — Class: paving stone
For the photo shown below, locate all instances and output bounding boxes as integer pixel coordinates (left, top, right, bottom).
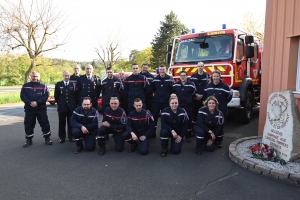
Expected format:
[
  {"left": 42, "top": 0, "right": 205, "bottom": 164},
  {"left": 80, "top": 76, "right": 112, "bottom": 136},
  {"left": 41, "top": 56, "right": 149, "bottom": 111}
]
[
  {"left": 255, "top": 164, "right": 271, "bottom": 174},
  {"left": 238, "top": 163, "right": 248, "bottom": 170},
  {"left": 270, "top": 169, "right": 290, "bottom": 179},
  {"left": 243, "top": 159, "right": 256, "bottom": 168},
  {"left": 247, "top": 166, "right": 262, "bottom": 175},
  {"left": 280, "top": 178, "right": 299, "bottom": 186},
  {"left": 235, "top": 155, "right": 245, "bottom": 163},
  {"left": 289, "top": 173, "right": 300, "bottom": 182}
]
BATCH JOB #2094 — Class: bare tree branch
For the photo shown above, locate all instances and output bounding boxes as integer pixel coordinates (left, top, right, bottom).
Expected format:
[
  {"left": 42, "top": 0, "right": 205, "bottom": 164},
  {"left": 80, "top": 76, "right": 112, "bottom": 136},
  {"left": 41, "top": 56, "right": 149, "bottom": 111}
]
[
  {"left": 94, "top": 31, "right": 123, "bottom": 68},
  {"left": 0, "top": 0, "right": 69, "bottom": 82}
]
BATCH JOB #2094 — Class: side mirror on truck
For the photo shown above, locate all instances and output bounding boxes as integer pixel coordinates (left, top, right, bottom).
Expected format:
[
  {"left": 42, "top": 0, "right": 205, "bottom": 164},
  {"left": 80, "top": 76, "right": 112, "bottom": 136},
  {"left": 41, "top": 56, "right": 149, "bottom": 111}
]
[
  {"left": 166, "top": 53, "right": 171, "bottom": 64},
  {"left": 167, "top": 44, "right": 172, "bottom": 52},
  {"left": 246, "top": 46, "right": 254, "bottom": 58}
]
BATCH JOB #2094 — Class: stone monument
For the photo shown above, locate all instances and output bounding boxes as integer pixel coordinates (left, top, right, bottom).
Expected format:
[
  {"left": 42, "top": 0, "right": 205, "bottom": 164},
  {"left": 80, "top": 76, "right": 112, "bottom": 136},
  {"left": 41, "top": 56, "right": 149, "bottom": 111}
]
[{"left": 262, "top": 90, "right": 300, "bottom": 161}]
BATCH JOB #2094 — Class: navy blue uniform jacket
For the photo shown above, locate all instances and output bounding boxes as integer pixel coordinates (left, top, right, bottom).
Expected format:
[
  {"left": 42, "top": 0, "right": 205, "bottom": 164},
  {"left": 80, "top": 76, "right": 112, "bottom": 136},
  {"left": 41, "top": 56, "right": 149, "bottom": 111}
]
[
  {"left": 124, "top": 74, "right": 150, "bottom": 104},
  {"left": 172, "top": 80, "right": 196, "bottom": 107},
  {"left": 140, "top": 71, "right": 155, "bottom": 98},
  {"left": 152, "top": 74, "right": 174, "bottom": 104},
  {"left": 102, "top": 107, "right": 127, "bottom": 131},
  {"left": 20, "top": 82, "right": 49, "bottom": 110},
  {"left": 54, "top": 81, "right": 76, "bottom": 112},
  {"left": 126, "top": 109, "right": 155, "bottom": 138},
  {"left": 190, "top": 72, "right": 209, "bottom": 96},
  {"left": 70, "top": 106, "right": 99, "bottom": 134},
  {"left": 77, "top": 74, "right": 101, "bottom": 104},
  {"left": 161, "top": 107, "right": 188, "bottom": 138},
  {"left": 197, "top": 107, "right": 224, "bottom": 132},
  {"left": 101, "top": 76, "right": 122, "bottom": 106},
  {"left": 204, "top": 81, "right": 232, "bottom": 115}
]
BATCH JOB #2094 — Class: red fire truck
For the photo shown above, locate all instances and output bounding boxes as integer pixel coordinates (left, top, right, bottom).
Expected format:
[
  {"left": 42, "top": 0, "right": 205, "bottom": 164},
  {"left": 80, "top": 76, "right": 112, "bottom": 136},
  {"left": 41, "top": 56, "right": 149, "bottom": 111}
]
[{"left": 166, "top": 28, "right": 263, "bottom": 123}]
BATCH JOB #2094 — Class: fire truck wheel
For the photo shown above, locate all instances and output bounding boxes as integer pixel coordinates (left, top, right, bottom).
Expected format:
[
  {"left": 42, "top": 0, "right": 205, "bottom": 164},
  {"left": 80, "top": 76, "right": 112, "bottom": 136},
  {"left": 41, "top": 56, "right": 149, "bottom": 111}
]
[
  {"left": 234, "top": 91, "right": 253, "bottom": 124},
  {"left": 49, "top": 101, "right": 55, "bottom": 105}
]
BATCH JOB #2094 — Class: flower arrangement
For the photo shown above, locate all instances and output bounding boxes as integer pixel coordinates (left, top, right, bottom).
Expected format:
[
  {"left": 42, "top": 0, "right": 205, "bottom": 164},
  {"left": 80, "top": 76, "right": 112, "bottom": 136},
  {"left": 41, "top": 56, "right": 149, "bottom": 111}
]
[{"left": 249, "top": 142, "right": 280, "bottom": 162}]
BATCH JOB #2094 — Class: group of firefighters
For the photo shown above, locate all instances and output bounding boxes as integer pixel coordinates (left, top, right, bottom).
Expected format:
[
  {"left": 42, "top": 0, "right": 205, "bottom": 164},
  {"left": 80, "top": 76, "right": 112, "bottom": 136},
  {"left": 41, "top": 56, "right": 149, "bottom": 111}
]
[{"left": 20, "top": 62, "right": 232, "bottom": 157}]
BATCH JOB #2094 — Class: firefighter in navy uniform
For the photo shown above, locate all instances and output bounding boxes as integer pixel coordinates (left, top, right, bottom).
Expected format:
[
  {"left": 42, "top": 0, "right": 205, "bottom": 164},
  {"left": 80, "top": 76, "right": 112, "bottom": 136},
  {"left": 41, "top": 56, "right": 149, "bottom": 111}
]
[
  {"left": 172, "top": 70, "right": 196, "bottom": 143},
  {"left": 97, "top": 97, "right": 127, "bottom": 156},
  {"left": 54, "top": 71, "right": 76, "bottom": 143},
  {"left": 118, "top": 70, "right": 127, "bottom": 114},
  {"left": 151, "top": 64, "right": 174, "bottom": 138},
  {"left": 190, "top": 62, "right": 209, "bottom": 123},
  {"left": 101, "top": 67, "right": 122, "bottom": 112},
  {"left": 122, "top": 98, "right": 155, "bottom": 155},
  {"left": 139, "top": 63, "right": 155, "bottom": 111},
  {"left": 70, "top": 97, "right": 99, "bottom": 154},
  {"left": 194, "top": 96, "right": 224, "bottom": 154},
  {"left": 204, "top": 70, "right": 232, "bottom": 121},
  {"left": 160, "top": 94, "right": 188, "bottom": 157},
  {"left": 21, "top": 71, "right": 53, "bottom": 147},
  {"left": 77, "top": 64, "right": 101, "bottom": 110},
  {"left": 124, "top": 64, "right": 150, "bottom": 113},
  {"left": 70, "top": 64, "right": 81, "bottom": 107}
]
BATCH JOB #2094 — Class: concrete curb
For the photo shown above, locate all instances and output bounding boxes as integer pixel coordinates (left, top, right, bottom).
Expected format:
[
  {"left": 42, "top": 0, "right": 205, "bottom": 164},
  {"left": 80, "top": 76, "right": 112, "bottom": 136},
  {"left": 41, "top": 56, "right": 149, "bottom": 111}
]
[{"left": 229, "top": 136, "right": 300, "bottom": 186}]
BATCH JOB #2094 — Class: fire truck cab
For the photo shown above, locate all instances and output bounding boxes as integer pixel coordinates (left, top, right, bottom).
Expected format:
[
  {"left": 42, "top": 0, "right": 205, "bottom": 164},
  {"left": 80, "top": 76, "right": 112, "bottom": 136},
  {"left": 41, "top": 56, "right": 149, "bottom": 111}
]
[{"left": 167, "top": 28, "right": 263, "bottom": 124}]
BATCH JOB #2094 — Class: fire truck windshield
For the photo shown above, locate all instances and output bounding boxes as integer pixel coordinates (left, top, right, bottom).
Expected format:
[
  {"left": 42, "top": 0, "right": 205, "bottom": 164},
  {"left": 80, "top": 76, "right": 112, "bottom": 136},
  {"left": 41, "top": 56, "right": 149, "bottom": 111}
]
[{"left": 175, "top": 34, "right": 233, "bottom": 63}]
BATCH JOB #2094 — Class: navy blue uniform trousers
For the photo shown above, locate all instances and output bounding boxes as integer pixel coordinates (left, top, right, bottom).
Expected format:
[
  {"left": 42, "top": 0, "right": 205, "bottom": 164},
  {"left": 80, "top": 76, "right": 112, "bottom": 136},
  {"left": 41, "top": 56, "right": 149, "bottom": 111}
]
[
  {"left": 24, "top": 109, "right": 51, "bottom": 139},
  {"left": 160, "top": 129, "right": 183, "bottom": 154},
  {"left": 97, "top": 126, "right": 125, "bottom": 152},
  {"left": 122, "top": 131, "right": 149, "bottom": 155},
  {"left": 73, "top": 128, "right": 96, "bottom": 151}
]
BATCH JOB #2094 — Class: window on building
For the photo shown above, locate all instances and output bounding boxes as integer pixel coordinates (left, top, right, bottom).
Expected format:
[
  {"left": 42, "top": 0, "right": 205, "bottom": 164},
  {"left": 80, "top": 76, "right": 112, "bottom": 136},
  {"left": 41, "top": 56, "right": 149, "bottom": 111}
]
[{"left": 296, "top": 38, "right": 300, "bottom": 93}]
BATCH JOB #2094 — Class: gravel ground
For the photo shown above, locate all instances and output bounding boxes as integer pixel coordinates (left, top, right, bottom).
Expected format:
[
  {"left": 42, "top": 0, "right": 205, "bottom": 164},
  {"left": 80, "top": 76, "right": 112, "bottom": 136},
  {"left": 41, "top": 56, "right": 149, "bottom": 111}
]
[{"left": 236, "top": 138, "right": 300, "bottom": 175}]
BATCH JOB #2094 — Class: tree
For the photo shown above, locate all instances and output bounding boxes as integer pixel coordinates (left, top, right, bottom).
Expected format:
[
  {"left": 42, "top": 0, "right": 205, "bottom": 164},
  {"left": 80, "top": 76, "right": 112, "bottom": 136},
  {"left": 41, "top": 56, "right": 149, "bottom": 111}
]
[
  {"left": 150, "top": 11, "right": 189, "bottom": 67},
  {"left": 132, "top": 47, "right": 154, "bottom": 70},
  {"left": 238, "top": 11, "right": 265, "bottom": 39},
  {"left": 0, "top": 0, "right": 67, "bottom": 83},
  {"left": 95, "top": 32, "right": 123, "bottom": 69}
]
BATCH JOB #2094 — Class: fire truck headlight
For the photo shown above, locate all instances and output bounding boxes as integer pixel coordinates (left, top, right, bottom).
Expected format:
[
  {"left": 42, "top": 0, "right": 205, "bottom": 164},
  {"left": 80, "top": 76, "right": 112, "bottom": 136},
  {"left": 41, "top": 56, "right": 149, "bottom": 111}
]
[{"left": 232, "top": 90, "right": 240, "bottom": 98}]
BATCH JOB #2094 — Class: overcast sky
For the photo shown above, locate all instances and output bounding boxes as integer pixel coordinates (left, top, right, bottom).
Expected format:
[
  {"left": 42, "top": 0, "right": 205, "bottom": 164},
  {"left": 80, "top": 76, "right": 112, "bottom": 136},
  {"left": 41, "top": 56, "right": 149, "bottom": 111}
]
[{"left": 42, "top": 0, "right": 266, "bottom": 62}]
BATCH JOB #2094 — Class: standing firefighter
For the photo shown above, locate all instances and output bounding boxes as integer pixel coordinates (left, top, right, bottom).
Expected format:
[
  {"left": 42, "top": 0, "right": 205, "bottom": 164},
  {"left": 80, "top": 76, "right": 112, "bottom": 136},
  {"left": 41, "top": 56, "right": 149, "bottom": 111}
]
[
  {"left": 77, "top": 64, "right": 101, "bottom": 109},
  {"left": 139, "top": 63, "right": 155, "bottom": 111},
  {"left": 124, "top": 64, "right": 150, "bottom": 113},
  {"left": 190, "top": 62, "right": 209, "bottom": 123},
  {"left": 21, "top": 71, "right": 53, "bottom": 147},
  {"left": 204, "top": 70, "right": 232, "bottom": 121},
  {"left": 54, "top": 71, "right": 76, "bottom": 143},
  {"left": 70, "top": 64, "right": 81, "bottom": 107},
  {"left": 151, "top": 64, "right": 174, "bottom": 138},
  {"left": 101, "top": 67, "right": 122, "bottom": 112}
]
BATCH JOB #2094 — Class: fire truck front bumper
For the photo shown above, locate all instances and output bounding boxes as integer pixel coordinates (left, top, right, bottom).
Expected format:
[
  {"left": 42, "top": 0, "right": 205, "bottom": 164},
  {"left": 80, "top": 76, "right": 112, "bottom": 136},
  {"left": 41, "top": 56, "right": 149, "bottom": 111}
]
[{"left": 227, "top": 97, "right": 240, "bottom": 107}]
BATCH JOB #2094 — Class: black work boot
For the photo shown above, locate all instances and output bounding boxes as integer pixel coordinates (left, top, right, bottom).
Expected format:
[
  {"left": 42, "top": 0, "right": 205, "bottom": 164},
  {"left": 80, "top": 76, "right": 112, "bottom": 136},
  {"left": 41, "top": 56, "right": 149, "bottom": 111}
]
[
  {"left": 23, "top": 139, "right": 32, "bottom": 148},
  {"left": 161, "top": 148, "right": 168, "bottom": 157},
  {"left": 196, "top": 146, "right": 203, "bottom": 155},
  {"left": 128, "top": 142, "right": 138, "bottom": 153},
  {"left": 98, "top": 146, "right": 106, "bottom": 156},
  {"left": 45, "top": 138, "right": 53, "bottom": 145},
  {"left": 216, "top": 141, "right": 223, "bottom": 148},
  {"left": 186, "top": 137, "right": 191, "bottom": 143},
  {"left": 105, "top": 134, "right": 109, "bottom": 140},
  {"left": 74, "top": 145, "right": 83, "bottom": 154}
]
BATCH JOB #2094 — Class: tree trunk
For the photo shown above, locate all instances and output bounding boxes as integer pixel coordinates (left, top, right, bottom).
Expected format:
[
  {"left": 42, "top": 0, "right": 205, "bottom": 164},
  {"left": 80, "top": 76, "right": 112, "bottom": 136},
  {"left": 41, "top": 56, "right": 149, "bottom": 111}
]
[{"left": 24, "top": 57, "right": 36, "bottom": 83}]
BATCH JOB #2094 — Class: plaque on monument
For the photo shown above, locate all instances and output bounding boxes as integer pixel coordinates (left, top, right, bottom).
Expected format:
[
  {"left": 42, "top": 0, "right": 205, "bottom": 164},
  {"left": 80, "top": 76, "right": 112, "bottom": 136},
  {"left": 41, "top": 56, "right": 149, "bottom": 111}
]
[{"left": 262, "top": 90, "right": 300, "bottom": 161}]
